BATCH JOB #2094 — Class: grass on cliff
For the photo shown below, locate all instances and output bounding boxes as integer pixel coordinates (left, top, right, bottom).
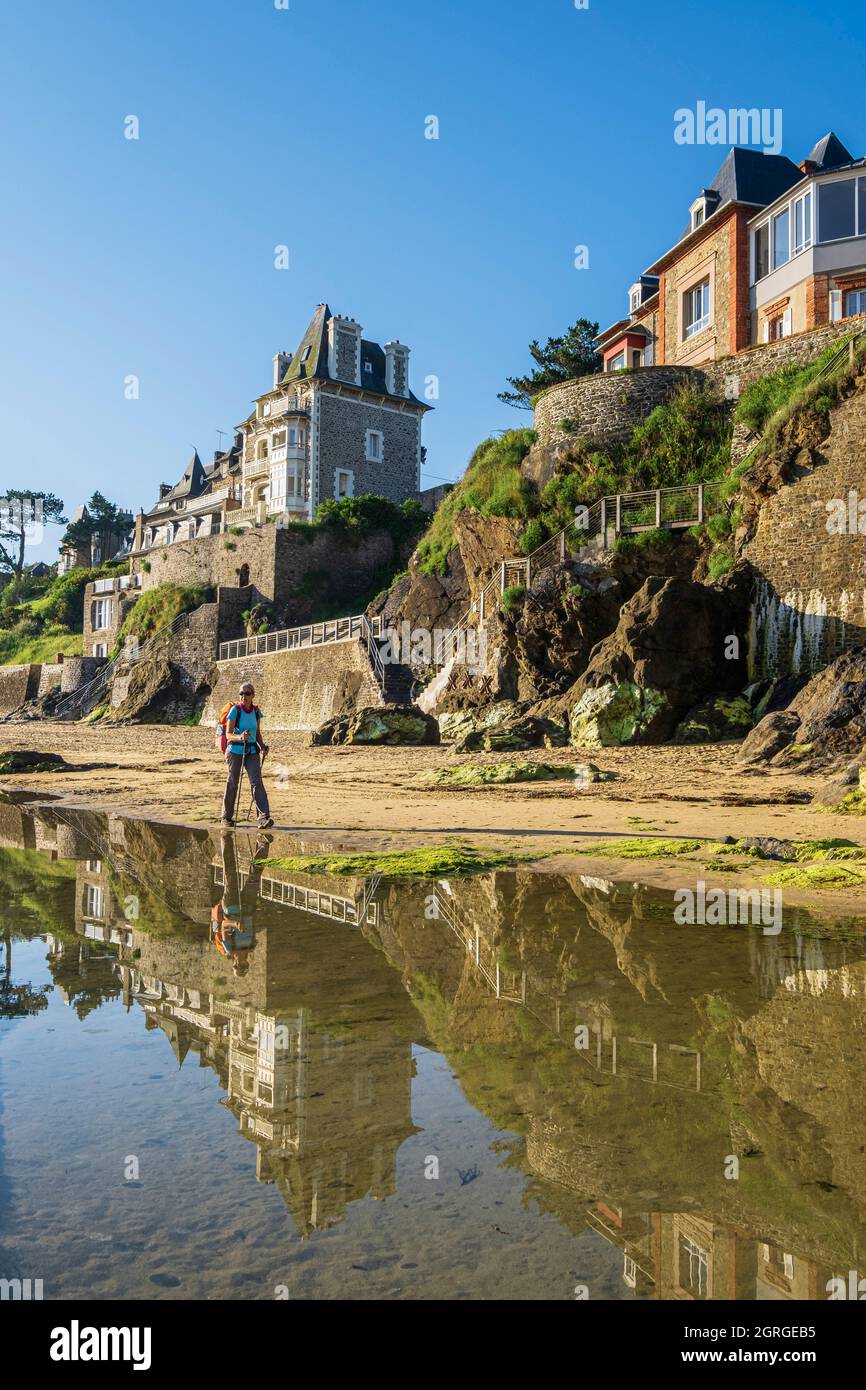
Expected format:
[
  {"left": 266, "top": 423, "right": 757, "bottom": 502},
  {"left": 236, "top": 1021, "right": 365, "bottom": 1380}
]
[
  {"left": 115, "top": 583, "right": 210, "bottom": 650},
  {"left": 415, "top": 430, "right": 537, "bottom": 575},
  {"left": 734, "top": 335, "right": 866, "bottom": 458},
  {"left": 257, "top": 843, "right": 535, "bottom": 878}
]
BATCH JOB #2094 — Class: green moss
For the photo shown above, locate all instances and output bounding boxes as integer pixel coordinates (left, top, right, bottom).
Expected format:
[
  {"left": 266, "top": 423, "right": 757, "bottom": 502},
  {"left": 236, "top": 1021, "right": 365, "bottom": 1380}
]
[
  {"left": 420, "top": 761, "right": 578, "bottom": 787},
  {"left": 257, "top": 843, "right": 533, "bottom": 878},
  {"left": 584, "top": 837, "right": 707, "bottom": 859},
  {"left": 764, "top": 863, "right": 866, "bottom": 888}
]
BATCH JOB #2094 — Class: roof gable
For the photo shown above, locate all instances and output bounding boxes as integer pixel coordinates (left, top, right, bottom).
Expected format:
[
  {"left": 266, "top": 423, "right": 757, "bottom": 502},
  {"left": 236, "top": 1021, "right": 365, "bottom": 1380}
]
[{"left": 806, "top": 131, "right": 855, "bottom": 170}]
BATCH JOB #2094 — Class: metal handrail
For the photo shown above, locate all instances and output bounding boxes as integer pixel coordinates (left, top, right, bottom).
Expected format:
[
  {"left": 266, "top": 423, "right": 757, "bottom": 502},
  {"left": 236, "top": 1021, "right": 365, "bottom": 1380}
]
[
  {"left": 54, "top": 611, "right": 191, "bottom": 718},
  {"left": 217, "top": 613, "right": 382, "bottom": 662}
]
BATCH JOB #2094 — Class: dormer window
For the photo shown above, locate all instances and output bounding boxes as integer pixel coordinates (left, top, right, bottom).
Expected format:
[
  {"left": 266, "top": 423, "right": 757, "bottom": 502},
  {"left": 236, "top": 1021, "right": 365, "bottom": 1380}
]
[
  {"left": 363, "top": 358, "right": 373, "bottom": 373},
  {"left": 629, "top": 285, "right": 641, "bottom": 317},
  {"left": 689, "top": 193, "right": 717, "bottom": 232},
  {"left": 301, "top": 346, "right": 312, "bottom": 363}
]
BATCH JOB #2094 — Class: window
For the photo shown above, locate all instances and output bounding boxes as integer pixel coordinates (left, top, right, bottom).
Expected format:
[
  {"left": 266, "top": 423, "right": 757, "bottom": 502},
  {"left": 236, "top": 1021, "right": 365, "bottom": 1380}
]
[
  {"left": 793, "top": 191, "right": 812, "bottom": 253},
  {"left": 629, "top": 288, "right": 640, "bottom": 316},
  {"left": 819, "top": 179, "right": 856, "bottom": 242},
  {"left": 85, "top": 884, "right": 104, "bottom": 918},
  {"left": 846, "top": 290, "right": 866, "bottom": 317},
  {"left": 678, "top": 1235, "right": 709, "bottom": 1300},
  {"left": 262, "top": 401, "right": 271, "bottom": 416},
  {"left": 272, "top": 430, "right": 286, "bottom": 448},
  {"left": 287, "top": 466, "right": 300, "bottom": 498},
  {"left": 684, "top": 279, "right": 710, "bottom": 338},
  {"left": 754, "top": 223, "right": 770, "bottom": 281},
  {"left": 365, "top": 429, "right": 383, "bottom": 461},
  {"left": 256, "top": 438, "right": 269, "bottom": 460},
  {"left": 692, "top": 205, "right": 704, "bottom": 230},
  {"left": 287, "top": 427, "right": 305, "bottom": 447},
  {"left": 335, "top": 469, "right": 354, "bottom": 498},
  {"left": 607, "top": 352, "right": 625, "bottom": 372},
  {"left": 93, "top": 642, "right": 107, "bottom": 659},
  {"left": 301, "top": 345, "right": 312, "bottom": 362},
  {"left": 363, "top": 358, "right": 373, "bottom": 373},
  {"left": 772, "top": 208, "right": 790, "bottom": 268},
  {"left": 91, "top": 598, "right": 113, "bottom": 630}
]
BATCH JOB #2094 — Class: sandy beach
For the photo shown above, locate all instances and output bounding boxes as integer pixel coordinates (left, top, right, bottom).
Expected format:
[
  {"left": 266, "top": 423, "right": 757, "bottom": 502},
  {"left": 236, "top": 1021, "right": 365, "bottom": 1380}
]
[{"left": 3, "top": 720, "right": 864, "bottom": 912}]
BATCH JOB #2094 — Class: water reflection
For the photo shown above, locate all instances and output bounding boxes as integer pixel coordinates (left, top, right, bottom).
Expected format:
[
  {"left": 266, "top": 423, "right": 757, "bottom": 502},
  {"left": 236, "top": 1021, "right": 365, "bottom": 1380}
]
[{"left": 2, "top": 796, "right": 866, "bottom": 1301}]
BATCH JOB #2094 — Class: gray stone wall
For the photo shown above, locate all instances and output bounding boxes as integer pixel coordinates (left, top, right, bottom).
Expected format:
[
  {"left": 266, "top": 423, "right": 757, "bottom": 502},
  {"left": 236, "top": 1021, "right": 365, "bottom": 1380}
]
[
  {"left": 534, "top": 367, "right": 694, "bottom": 447},
  {"left": 534, "top": 320, "right": 859, "bottom": 452},
  {"left": 131, "top": 521, "right": 400, "bottom": 628},
  {"left": 202, "top": 640, "right": 381, "bottom": 731},
  {"left": 315, "top": 388, "right": 421, "bottom": 505},
  {"left": 743, "top": 389, "right": 866, "bottom": 676}
]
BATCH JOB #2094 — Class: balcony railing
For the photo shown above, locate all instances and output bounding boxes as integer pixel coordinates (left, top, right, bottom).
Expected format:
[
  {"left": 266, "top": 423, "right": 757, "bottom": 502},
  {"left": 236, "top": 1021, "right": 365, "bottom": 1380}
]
[{"left": 219, "top": 614, "right": 382, "bottom": 661}]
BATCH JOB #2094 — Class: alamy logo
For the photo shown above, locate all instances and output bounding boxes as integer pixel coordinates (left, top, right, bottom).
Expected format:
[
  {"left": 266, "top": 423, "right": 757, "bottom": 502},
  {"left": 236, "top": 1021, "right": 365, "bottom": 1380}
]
[
  {"left": 50, "top": 1321, "right": 152, "bottom": 1372},
  {"left": 826, "top": 490, "right": 866, "bottom": 534},
  {"left": 379, "top": 621, "right": 487, "bottom": 674},
  {"left": 827, "top": 1270, "right": 866, "bottom": 1300},
  {"left": 674, "top": 880, "right": 782, "bottom": 935},
  {"left": 674, "top": 102, "right": 783, "bottom": 156},
  {"left": 0, "top": 1277, "right": 43, "bottom": 1300}
]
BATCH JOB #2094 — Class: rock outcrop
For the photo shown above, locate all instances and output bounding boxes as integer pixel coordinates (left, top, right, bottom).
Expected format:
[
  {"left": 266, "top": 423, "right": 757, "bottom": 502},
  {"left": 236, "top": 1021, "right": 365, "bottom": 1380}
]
[
  {"left": 312, "top": 705, "right": 440, "bottom": 746},
  {"left": 739, "top": 649, "right": 866, "bottom": 770},
  {"left": 547, "top": 571, "right": 749, "bottom": 747}
]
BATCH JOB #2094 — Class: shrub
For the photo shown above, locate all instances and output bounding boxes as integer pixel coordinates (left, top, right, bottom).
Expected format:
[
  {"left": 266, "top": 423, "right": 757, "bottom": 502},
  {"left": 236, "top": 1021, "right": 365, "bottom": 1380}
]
[
  {"left": 519, "top": 517, "right": 546, "bottom": 554},
  {"left": 708, "top": 549, "right": 734, "bottom": 582},
  {"left": 501, "top": 584, "right": 526, "bottom": 615},
  {"left": 706, "top": 510, "right": 732, "bottom": 543}
]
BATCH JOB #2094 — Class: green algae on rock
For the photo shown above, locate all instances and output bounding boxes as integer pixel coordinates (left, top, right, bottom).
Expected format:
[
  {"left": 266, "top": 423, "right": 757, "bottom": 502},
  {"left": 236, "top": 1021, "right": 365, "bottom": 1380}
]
[
  {"left": 583, "top": 837, "right": 707, "bottom": 859},
  {"left": 420, "top": 761, "right": 598, "bottom": 788},
  {"left": 569, "top": 681, "right": 669, "bottom": 748},
  {"left": 256, "top": 844, "right": 535, "bottom": 879}
]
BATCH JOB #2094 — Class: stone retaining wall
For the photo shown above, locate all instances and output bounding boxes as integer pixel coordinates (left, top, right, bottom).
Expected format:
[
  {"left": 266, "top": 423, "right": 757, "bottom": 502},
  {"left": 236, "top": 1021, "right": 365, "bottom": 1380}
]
[
  {"left": 202, "top": 640, "right": 381, "bottom": 732},
  {"left": 743, "top": 389, "right": 866, "bottom": 677},
  {"left": 0, "top": 664, "right": 32, "bottom": 715},
  {"left": 534, "top": 366, "right": 693, "bottom": 447}
]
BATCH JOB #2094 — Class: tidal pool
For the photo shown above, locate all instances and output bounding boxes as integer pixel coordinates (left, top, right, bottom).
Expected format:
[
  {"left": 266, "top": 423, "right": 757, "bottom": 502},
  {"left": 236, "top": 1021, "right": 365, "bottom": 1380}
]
[{"left": 1, "top": 800, "right": 865, "bottom": 1301}]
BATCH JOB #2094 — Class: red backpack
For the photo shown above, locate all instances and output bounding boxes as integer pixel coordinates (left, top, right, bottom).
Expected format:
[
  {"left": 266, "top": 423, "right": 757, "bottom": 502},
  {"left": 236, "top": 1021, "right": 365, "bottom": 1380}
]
[{"left": 215, "top": 702, "right": 260, "bottom": 754}]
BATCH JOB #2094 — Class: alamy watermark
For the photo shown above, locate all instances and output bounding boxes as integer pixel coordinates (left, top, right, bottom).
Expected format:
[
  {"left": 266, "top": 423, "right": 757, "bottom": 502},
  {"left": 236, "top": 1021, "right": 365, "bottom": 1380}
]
[
  {"left": 379, "top": 620, "right": 487, "bottom": 675},
  {"left": 674, "top": 102, "right": 783, "bottom": 156},
  {"left": 674, "top": 880, "right": 783, "bottom": 935}
]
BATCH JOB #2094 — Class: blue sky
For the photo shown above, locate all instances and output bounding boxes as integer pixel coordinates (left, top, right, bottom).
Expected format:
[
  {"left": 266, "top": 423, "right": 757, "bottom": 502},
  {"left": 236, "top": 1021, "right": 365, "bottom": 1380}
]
[{"left": 2, "top": 0, "right": 863, "bottom": 563}]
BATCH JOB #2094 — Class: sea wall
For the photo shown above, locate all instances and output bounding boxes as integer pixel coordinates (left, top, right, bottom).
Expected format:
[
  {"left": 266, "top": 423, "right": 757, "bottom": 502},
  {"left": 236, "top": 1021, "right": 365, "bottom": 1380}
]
[
  {"left": 202, "top": 639, "right": 381, "bottom": 732},
  {"left": 744, "top": 389, "right": 866, "bottom": 677}
]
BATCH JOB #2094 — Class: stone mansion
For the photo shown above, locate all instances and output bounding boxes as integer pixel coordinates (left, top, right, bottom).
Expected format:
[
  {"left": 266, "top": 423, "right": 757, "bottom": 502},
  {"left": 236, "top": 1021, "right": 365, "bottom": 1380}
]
[{"left": 132, "top": 304, "right": 430, "bottom": 553}]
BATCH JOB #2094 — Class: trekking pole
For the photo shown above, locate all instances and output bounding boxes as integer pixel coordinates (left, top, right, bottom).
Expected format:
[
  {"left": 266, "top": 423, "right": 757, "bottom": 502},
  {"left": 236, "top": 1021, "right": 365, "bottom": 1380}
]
[
  {"left": 248, "top": 744, "right": 268, "bottom": 824},
  {"left": 233, "top": 736, "right": 248, "bottom": 824}
]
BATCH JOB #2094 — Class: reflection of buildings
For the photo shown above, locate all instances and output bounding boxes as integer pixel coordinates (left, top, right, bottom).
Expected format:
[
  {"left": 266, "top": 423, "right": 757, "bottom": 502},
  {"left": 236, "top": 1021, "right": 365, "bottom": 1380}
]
[{"left": 8, "top": 804, "right": 866, "bottom": 1291}]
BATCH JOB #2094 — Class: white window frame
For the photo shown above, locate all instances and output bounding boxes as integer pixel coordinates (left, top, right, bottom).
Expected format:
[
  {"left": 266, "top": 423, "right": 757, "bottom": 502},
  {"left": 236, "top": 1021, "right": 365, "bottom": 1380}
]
[
  {"left": 817, "top": 175, "right": 865, "bottom": 245},
  {"left": 93, "top": 642, "right": 108, "bottom": 658},
  {"left": 607, "top": 351, "right": 626, "bottom": 372},
  {"left": 772, "top": 207, "right": 791, "bottom": 270},
  {"left": 684, "top": 279, "right": 711, "bottom": 339},
  {"left": 365, "top": 429, "right": 384, "bottom": 462},
  {"left": 92, "top": 598, "right": 113, "bottom": 631},
  {"left": 792, "top": 190, "right": 813, "bottom": 254},
  {"left": 846, "top": 289, "right": 866, "bottom": 317}
]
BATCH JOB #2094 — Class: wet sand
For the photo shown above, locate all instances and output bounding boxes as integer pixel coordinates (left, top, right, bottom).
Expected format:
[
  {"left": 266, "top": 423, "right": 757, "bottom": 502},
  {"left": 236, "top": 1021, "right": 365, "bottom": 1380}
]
[{"left": 3, "top": 721, "right": 864, "bottom": 913}]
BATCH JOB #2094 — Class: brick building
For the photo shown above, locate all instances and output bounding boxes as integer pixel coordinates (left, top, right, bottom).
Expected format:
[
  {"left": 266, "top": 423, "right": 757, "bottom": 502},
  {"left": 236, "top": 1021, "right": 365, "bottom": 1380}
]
[{"left": 596, "top": 131, "right": 866, "bottom": 369}]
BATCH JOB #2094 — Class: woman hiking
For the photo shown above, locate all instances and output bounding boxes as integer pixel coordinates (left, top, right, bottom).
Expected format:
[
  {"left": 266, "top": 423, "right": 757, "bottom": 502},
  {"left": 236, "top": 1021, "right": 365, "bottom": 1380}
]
[{"left": 221, "top": 682, "right": 274, "bottom": 828}]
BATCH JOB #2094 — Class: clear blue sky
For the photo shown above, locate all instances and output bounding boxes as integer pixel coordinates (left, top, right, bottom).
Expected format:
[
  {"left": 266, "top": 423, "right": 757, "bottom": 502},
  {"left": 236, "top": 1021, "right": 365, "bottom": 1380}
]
[{"left": 2, "top": 0, "right": 863, "bottom": 563}]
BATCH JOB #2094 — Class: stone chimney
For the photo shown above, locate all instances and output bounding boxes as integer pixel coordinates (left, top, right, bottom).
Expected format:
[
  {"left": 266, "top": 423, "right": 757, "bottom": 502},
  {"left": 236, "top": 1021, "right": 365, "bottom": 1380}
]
[
  {"left": 134, "top": 510, "right": 144, "bottom": 553},
  {"left": 273, "top": 351, "right": 291, "bottom": 388},
  {"left": 384, "top": 340, "right": 411, "bottom": 398},
  {"left": 327, "top": 315, "right": 362, "bottom": 385}
]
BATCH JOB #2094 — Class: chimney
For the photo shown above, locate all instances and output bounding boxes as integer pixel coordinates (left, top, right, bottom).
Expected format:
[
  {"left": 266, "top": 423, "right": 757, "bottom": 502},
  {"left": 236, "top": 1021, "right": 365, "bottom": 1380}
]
[
  {"left": 799, "top": 159, "right": 818, "bottom": 176},
  {"left": 134, "top": 510, "right": 144, "bottom": 552},
  {"left": 327, "top": 315, "right": 362, "bottom": 385},
  {"left": 273, "top": 351, "right": 291, "bottom": 388},
  {"left": 384, "top": 340, "right": 411, "bottom": 398}
]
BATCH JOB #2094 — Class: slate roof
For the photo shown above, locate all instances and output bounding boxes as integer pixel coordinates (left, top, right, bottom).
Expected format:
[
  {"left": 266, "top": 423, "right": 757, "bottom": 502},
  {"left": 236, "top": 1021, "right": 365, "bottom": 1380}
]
[
  {"left": 270, "top": 303, "right": 428, "bottom": 408},
  {"left": 806, "top": 131, "right": 855, "bottom": 170},
  {"left": 164, "top": 450, "right": 206, "bottom": 503}
]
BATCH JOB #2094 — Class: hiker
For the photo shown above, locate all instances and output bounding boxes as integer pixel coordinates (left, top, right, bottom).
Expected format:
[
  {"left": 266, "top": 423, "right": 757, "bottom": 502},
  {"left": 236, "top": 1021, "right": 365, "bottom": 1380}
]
[
  {"left": 210, "top": 830, "right": 270, "bottom": 976},
  {"left": 220, "top": 682, "right": 274, "bottom": 828}
]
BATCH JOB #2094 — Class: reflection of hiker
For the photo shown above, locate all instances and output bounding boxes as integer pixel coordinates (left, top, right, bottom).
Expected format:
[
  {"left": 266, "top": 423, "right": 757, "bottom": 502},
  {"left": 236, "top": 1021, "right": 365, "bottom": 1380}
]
[
  {"left": 211, "top": 832, "right": 271, "bottom": 976},
  {"left": 220, "top": 682, "right": 273, "bottom": 829}
]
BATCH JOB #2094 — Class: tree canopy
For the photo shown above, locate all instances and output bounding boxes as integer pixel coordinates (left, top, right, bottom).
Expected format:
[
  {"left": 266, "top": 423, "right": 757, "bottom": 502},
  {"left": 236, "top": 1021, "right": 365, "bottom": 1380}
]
[
  {"left": 0, "top": 490, "right": 66, "bottom": 577},
  {"left": 498, "top": 318, "right": 601, "bottom": 410}
]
